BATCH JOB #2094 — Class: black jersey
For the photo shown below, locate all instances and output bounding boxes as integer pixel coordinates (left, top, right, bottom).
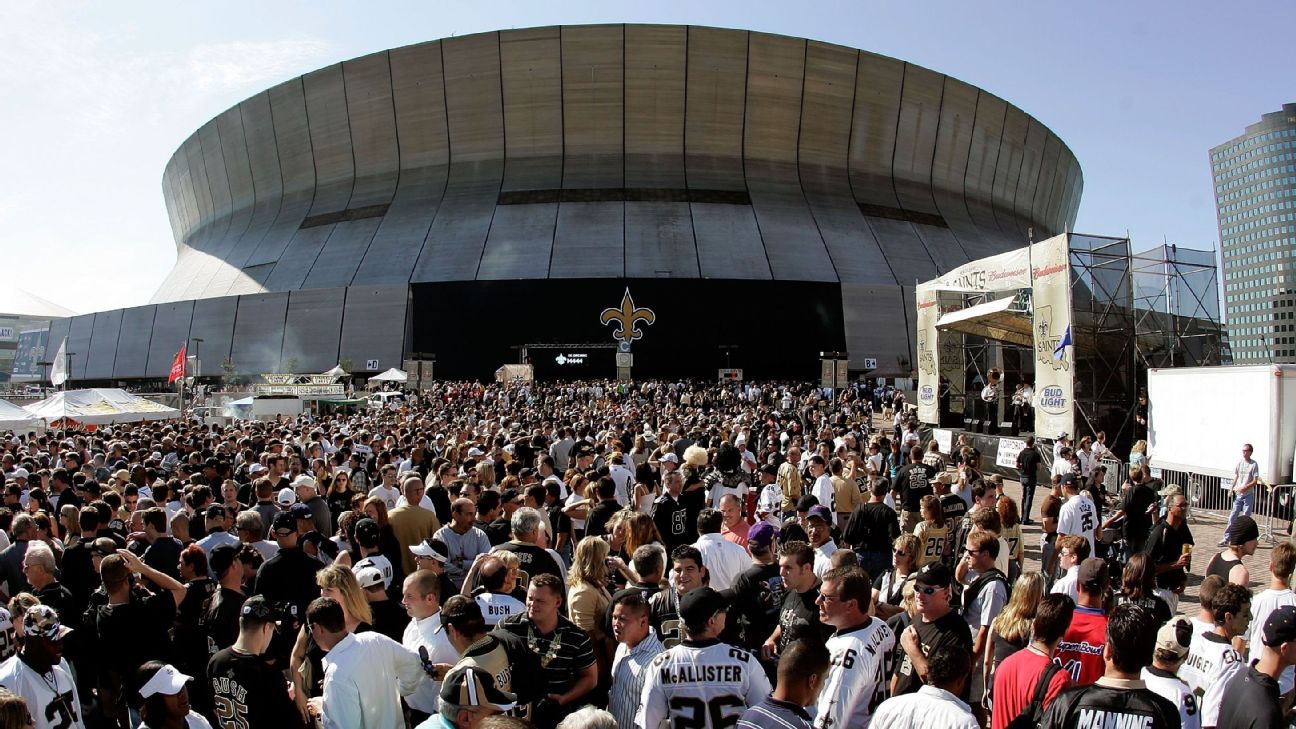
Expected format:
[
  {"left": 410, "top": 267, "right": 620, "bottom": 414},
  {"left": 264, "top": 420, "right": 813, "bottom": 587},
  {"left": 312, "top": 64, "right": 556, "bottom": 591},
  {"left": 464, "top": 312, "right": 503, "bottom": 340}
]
[
  {"left": 1040, "top": 680, "right": 1182, "bottom": 729},
  {"left": 207, "top": 646, "right": 306, "bottom": 729}
]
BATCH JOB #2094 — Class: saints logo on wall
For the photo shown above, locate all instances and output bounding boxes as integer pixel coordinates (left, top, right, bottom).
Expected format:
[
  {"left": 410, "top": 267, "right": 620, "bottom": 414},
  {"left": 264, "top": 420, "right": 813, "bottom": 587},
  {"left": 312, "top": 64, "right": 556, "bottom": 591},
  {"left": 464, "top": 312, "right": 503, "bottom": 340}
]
[
  {"left": 1034, "top": 306, "right": 1070, "bottom": 372},
  {"left": 600, "top": 288, "right": 656, "bottom": 345}
]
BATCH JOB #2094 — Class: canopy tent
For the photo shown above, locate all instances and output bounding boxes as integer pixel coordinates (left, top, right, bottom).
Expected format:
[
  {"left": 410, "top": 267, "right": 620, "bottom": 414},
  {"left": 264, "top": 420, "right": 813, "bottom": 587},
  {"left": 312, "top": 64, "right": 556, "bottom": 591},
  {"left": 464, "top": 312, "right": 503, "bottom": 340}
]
[
  {"left": 935, "top": 297, "right": 1034, "bottom": 347},
  {"left": 24, "top": 388, "right": 180, "bottom": 425},
  {"left": 368, "top": 368, "right": 408, "bottom": 383},
  {"left": 0, "top": 399, "right": 42, "bottom": 431}
]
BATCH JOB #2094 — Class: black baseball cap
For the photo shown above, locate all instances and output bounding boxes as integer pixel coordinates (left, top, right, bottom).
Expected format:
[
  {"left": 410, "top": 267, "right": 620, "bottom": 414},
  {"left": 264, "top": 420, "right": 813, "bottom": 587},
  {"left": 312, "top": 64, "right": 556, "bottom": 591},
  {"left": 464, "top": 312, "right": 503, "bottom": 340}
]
[
  {"left": 209, "top": 544, "right": 241, "bottom": 577},
  {"left": 271, "top": 511, "right": 296, "bottom": 534},
  {"left": 678, "top": 587, "right": 729, "bottom": 626},
  {"left": 1263, "top": 605, "right": 1296, "bottom": 647},
  {"left": 914, "top": 562, "right": 952, "bottom": 587},
  {"left": 204, "top": 504, "right": 226, "bottom": 520},
  {"left": 353, "top": 518, "right": 381, "bottom": 548}
]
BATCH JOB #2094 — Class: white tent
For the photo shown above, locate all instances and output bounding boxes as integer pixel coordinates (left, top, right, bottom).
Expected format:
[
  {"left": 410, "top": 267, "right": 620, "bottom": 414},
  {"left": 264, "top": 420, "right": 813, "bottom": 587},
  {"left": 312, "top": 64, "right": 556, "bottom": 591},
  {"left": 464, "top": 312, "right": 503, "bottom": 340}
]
[
  {"left": 24, "top": 388, "right": 180, "bottom": 425},
  {"left": 0, "top": 399, "right": 42, "bottom": 431},
  {"left": 368, "top": 367, "right": 408, "bottom": 383}
]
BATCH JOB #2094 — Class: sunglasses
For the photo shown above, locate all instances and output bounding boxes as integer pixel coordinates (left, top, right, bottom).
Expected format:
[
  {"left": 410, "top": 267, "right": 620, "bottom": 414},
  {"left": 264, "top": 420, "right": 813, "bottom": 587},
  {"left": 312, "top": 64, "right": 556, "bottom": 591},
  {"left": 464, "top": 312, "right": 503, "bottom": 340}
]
[
  {"left": 893, "top": 549, "right": 909, "bottom": 557},
  {"left": 915, "top": 585, "right": 943, "bottom": 596},
  {"left": 964, "top": 548, "right": 984, "bottom": 556}
]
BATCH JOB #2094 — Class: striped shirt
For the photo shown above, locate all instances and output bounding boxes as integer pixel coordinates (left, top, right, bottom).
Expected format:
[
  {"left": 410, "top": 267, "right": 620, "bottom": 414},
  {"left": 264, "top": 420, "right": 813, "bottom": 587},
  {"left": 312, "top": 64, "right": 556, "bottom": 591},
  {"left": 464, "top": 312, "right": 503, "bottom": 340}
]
[
  {"left": 738, "top": 697, "right": 814, "bottom": 729},
  {"left": 609, "top": 632, "right": 666, "bottom": 728}
]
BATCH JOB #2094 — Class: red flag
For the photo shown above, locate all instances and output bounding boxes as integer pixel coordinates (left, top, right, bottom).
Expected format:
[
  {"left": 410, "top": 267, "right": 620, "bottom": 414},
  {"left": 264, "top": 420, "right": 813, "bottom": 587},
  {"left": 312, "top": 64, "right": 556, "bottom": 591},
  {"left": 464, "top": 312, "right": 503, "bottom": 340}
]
[{"left": 168, "top": 344, "right": 187, "bottom": 384}]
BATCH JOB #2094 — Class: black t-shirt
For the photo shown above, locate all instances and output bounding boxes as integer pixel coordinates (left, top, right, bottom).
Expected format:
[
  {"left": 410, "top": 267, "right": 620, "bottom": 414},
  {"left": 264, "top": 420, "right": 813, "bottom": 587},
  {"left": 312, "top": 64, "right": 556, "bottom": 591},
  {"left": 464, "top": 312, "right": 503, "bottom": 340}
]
[
  {"left": 546, "top": 503, "right": 572, "bottom": 543},
  {"left": 200, "top": 587, "right": 246, "bottom": 657},
  {"left": 1120, "top": 482, "right": 1159, "bottom": 550},
  {"left": 87, "top": 586, "right": 178, "bottom": 676},
  {"left": 253, "top": 546, "right": 324, "bottom": 615},
  {"left": 1218, "top": 664, "right": 1281, "bottom": 729},
  {"left": 369, "top": 599, "right": 407, "bottom": 642},
  {"left": 33, "top": 581, "right": 76, "bottom": 624},
  {"left": 491, "top": 542, "right": 563, "bottom": 587},
  {"left": 208, "top": 647, "right": 307, "bottom": 728},
  {"left": 776, "top": 585, "right": 830, "bottom": 655},
  {"left": 1142, "top": 520, "right": 1194, "bottom": 588},
  {"left": 585, "top": 500, "right": 621, "bottom": 539},
  {"left": 895, "top": 463, "right": 936, "bottom": 512},
  {"left": 842, "top": 502, "right": 900, "bottom": 553},
  {"left": 728, "top": 562, "right": 786, "bottom": 650},
  {"left": 892, "top": 610, "right": 973, "bottom": 696},
  {"left": 483, "top": 518, "right": 512, "bottom": 546},
  {"left": 1016, "top": 448, "right": 1042, "bottom": 484},
  {"left": 60, "top": 541, "right": 97, "bottom": 609},
  {"left": 143, "top": 536, "right": 185, "bottom": 581},
  {"left": 940, "top": 493, "right": 968, "bottom": 525}
]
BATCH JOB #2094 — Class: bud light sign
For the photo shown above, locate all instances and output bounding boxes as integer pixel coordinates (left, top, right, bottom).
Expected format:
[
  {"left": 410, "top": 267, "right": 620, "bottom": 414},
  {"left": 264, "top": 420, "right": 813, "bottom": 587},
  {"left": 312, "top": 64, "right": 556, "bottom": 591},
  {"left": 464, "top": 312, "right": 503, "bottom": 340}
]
[
  {"left": 919, "top": 385, "right": 936, "bottom": 405},
  {"left": 1037, "top": 385, "right": 1067, "bottom": 414}
]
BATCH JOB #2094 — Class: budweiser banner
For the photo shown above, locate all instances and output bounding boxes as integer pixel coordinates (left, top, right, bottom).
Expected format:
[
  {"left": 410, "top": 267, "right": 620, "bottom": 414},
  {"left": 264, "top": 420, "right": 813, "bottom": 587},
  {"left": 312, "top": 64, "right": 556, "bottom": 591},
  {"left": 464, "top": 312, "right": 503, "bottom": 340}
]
[{"left": 1030, "top": 234, "right": 1075, "bottom": 438}]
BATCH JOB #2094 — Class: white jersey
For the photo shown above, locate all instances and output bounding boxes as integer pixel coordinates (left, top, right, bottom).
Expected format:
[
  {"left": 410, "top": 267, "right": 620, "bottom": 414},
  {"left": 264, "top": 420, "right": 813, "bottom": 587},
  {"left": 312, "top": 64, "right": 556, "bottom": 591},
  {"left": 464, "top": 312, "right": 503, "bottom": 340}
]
[
  {"left": 637, "top": 639, "right": 772, "bottom": 729},
  {"left": 812, "top": 474, "right": 837, "bottom": 524},
  {"left": 815, "top": 618, "right": 897, "bottom": 729},
  {"left": 0, "top": 655, "right": 84, "bottom": 729},
  {"left": 1141, "top": 666, "right": 1200, "bottom": 729},
  {"left": 756, "top": 483, "right": 783, "bottom": 526},
  {"left": 1057, "top": 492, "right": 1097, "bottom": 556},
  {"left": 1180, "top": 630, "right": 1243, "bottom": 728},
  {"left": 475, "top": 592, "right": 525, "bottom": 626}
]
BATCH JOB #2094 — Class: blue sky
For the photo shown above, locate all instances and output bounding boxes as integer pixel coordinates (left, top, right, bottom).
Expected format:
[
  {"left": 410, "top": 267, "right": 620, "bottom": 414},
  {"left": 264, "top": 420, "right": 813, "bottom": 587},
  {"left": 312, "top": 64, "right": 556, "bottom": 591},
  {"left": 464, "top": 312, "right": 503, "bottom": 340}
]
[{"left": 2, "top": 1, "right": 1292, "bottom": 314}]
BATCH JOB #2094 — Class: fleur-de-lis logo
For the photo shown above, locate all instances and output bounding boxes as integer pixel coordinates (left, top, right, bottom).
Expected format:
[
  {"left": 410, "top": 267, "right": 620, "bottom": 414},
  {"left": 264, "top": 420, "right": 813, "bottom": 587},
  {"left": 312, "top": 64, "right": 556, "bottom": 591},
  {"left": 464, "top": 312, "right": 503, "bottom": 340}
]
[{"left": 600, "top": 288, "right": 656, "bottom": 344}]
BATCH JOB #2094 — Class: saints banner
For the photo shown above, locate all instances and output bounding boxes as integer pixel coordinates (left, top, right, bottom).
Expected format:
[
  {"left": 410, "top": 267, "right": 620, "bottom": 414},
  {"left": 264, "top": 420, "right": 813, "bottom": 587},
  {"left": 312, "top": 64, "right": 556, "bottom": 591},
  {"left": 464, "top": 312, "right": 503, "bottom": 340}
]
[{"left": 1030, "top": 234, "right": 1075, "bottom": 438}]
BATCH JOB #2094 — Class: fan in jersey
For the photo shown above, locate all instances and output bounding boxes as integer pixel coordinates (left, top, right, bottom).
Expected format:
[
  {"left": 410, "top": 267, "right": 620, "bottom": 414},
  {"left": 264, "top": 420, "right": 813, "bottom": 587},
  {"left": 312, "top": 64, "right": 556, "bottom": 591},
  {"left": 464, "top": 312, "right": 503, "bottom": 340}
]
[
  {"left": 436, "top": 596, "right": 543, "bottom": 721},
  {"left": 1055, "top": 473, "right": 1097, "bottom": 557},
  {"left": 637, "top": 587, "right": 772, "bottom": 729},
  {"left": 0, "top": 605, "right": 82, "bottom": 729},
  {"left": 1180, "top": 583, "right": 1251, "bottom": 728},
  {"left": 1140, "top": 617, "right": 1200, "bottom": 729},
  {"left": 814, "top": 566, "right": 897, "bottom": 729},
  {"left": 207, "top": 596, "right": 306, "bottom": 729},
  {"left": 650, "top": 545, "right": 709, "bottom": 649}
]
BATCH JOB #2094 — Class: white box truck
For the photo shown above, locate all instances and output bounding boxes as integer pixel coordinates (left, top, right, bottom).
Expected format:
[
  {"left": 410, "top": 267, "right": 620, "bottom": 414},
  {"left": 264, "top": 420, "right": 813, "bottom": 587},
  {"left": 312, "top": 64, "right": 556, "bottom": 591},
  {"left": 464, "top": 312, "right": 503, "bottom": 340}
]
[{"left": 1147, "top": 364, "right": 1296, "bottom": 483}]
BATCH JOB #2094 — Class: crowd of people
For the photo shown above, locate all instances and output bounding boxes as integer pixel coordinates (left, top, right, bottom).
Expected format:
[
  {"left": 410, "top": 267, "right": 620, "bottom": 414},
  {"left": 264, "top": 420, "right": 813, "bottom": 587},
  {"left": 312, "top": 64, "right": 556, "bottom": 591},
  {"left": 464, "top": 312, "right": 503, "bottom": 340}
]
[{"left": 0, "top": 378, "right": 1288, "bottom": 729}]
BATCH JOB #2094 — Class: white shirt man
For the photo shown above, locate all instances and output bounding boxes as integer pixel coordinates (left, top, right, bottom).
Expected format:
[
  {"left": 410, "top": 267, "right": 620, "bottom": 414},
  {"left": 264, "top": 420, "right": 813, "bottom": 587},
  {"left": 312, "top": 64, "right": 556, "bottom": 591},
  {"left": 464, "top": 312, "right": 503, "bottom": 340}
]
[
  {"left": 312, "top": 611, "right": 428, "bottom": 728},
  {"left": 694, "top": 530, "right": 752, "bottom": 592},
  {"left": 368, "top": 482, "right": 401, "bottom": 511},
  {"left": 1056, "top": 474, "right": 1097, "bottom": 556},
  {"left": 400, "top": 574, "right": 458, "bottom": 715}
]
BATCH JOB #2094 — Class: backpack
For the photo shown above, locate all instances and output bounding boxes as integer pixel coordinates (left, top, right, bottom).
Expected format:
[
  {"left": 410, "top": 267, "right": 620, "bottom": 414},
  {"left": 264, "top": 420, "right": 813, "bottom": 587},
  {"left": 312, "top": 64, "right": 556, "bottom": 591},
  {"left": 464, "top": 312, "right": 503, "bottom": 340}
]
[
  {"left": 958, "top": 568, "right": 1009, "bottom": 615},
  {"left": 1005, "top": 661, "right": 1061, "bottom": 729}
]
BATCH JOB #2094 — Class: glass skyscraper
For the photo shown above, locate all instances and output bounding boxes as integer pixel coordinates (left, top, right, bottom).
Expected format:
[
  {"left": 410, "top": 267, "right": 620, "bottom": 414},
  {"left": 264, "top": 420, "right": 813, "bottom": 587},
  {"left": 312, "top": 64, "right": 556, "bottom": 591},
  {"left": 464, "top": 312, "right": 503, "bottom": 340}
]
[{"left": 1212, "top": 102, "right": 1296, "bottom": 363}]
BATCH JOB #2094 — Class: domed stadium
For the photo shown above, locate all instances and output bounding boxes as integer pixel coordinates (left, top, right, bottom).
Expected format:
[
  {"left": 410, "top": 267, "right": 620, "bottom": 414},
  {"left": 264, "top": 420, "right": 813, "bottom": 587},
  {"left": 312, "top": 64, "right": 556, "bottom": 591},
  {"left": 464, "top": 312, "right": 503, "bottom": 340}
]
[{"left": 47, "top": 24, "right": 1080, "bottom": 382}]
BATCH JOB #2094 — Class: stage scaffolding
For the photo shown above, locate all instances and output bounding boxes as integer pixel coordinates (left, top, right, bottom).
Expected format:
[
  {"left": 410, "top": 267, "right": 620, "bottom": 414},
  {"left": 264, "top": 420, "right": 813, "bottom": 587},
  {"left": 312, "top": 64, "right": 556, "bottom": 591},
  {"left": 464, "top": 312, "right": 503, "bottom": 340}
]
[{"left": 943, "top": 235, "right": 1227, "bottom": 455}]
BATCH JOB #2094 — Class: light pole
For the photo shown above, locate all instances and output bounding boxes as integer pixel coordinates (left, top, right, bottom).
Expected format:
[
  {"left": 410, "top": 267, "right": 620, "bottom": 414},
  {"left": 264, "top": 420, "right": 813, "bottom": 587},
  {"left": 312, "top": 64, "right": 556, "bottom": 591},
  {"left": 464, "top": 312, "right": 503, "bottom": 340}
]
[
  {"left": 65, "top": 351, "right": 77, "bottom": 391},
  {"left": 37, "top": 361, "right": 52, "bottom": 392}
]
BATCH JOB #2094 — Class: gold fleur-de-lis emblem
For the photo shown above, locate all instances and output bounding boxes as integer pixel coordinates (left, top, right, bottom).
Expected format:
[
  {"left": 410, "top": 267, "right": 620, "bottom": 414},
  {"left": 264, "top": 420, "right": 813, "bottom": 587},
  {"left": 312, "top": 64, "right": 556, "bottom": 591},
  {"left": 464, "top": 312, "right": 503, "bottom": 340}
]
[{"left": 600, "top": 288, "right": 656, "bottom": 344}]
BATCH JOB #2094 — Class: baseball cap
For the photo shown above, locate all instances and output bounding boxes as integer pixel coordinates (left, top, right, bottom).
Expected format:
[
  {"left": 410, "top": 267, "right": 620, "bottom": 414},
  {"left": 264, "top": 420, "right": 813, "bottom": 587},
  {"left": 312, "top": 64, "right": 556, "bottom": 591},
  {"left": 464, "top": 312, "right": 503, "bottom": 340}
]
[
  {"left": 678, "top": 587, "right": 729, "bottom": 626},
  {"left": 138, "top": 664, "right": 192, "bottom": 699},
  {"left": 1056, "top": 431, "right": 1069, "bottom": 440},
  {"left": 239, "top": 595, "right": 276, "bottom": 624},
  {"left": 204, "top": 504, "right": 226, "bottom": 521},
  {"left": 806, "top": 505, "right": 833, "bottom": 524},
  {"left": 1155, "top": 617, "right": 1192, "bottom": 660},
  {"left": 276, "top": 488, "right": 297, "bottom": 505},
  {"left": 23, "top": 605, "right": 71, "bottom": 641},
  {"left": 796, "top": 495, "right": 819, "bottom": 512},
  {"left": 11, "top": 468, "right": 27, "bottom": 480},
  {"left": 1227, "top": 515, "right": 1260, "bottom": 545},
  {"left": 439, "top": 665, "right": 516, "bottom": 713},
  {"left": 248, "top": 464, "right": 267, "bottom": 475},
  {"left": 1263, "top": 605, "right": 1296, "bottom": 647},
  {"left": 747, "top": 522, "right": 778, "bottom": 548},
  {"left": 271, "top": 511, "right": 297, "bottom": 535},
  {"left": 659, "top": 453, "right": 679, "bottom": 464},
  {"left": 353, "top": 565, "right": 385, "bottom": 590},
  {"left": 409, "top": 538, "right": 449, "bottom": 563},
  {"left": 208, "top": 544, "right": 241, "bottom": 577},
  {"left": 289, "top": 503, "right": 313, "bottom": 521},
  {"left": 934, "top": 471, "right": 954, "bottom": 485},
  {"left": 758, "top": 463, "right": 778, "bottom": 477},
  {"left": 914, "top": 562, "right": 952, "bottom": 587},
  {"left": 292, "top": 475, "right": 317, "bottom": 491},
  {"left": 354, "top": 518, "right": 381, "bottom": 548},
  {"left": 1058, "top": 472, "right": 1079, "bottom": 488},
  {"left": 1077, "top": 557, "right": 1108, "bottom": 588}
]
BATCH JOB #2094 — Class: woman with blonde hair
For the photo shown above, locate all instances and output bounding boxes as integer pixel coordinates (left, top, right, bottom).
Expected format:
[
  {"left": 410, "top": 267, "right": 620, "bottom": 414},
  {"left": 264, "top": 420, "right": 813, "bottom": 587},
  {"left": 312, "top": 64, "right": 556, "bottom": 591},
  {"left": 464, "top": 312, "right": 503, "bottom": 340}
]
[
  {"left": 567, "top": 536, "right": 614, "bottom": 678},
  {"left": 290, "top": 564, "right": 374, "bottom": 719},
  {"left": 984, "top": 571, "right": 1047, "bottom": 691},
  {"left": 875, "top": 534, "right": 920, "bottom": 618},
  {"left": 475, "top": 461, "right": 496, "bottom": 490},
  {"left": 1130, "top": 439, "right": 1149, "bottom": 469},
  {"left": 58, "top": 505, "right": 81, "bottom": 548}
]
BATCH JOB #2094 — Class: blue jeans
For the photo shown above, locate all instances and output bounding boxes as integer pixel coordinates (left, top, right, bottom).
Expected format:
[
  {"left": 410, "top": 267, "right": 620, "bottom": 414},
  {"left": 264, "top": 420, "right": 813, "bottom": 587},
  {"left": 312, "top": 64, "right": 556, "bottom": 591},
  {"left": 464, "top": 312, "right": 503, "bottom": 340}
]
[
  {"left": 1020, "top": 481, "right": 1038, "bottom": 523},
  {"left": 1225, "top": 489, "right": 1255, "bottom": 541}
]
